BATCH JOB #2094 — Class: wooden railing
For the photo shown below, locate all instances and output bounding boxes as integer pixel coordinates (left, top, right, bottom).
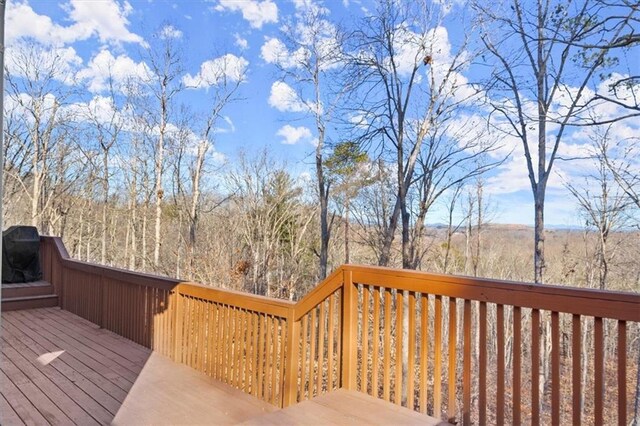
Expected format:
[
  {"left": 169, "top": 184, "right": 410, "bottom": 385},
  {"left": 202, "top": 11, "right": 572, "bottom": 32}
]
[{"left": 40, "top": 237, "right": 640, "bottom": 425}]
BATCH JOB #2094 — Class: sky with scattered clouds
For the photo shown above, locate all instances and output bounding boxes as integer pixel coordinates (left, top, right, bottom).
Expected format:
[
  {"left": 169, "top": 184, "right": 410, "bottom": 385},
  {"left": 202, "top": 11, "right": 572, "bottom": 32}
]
[{"left": 5, "top": 0, "right": 640, "bottom": 227}]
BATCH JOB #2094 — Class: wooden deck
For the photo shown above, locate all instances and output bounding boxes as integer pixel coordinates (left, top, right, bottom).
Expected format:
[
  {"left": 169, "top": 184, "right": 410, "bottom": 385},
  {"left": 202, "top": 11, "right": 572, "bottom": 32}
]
[{"left": 1, "top": 308, "right": 445, "bottom": 425}]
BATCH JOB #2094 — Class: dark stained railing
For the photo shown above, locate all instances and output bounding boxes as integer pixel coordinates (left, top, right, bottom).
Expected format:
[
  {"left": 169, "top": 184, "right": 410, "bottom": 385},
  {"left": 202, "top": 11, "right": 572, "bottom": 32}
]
[{"left": 40, "top": 236, "right": 640, "bottom": 425}]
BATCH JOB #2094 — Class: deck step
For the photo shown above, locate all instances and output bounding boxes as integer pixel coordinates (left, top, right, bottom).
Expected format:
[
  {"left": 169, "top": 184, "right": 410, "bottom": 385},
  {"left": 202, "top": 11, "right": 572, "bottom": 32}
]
[
  {"left": 1, "top": 294, "right": 59, "bottom": 311},
  {"left": 2, "top": 280, "right": 53, "bottom": 298}
]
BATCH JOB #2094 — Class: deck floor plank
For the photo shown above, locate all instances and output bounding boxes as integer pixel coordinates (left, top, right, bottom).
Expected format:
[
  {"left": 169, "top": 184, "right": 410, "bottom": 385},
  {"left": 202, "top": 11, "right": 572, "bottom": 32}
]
[
  {"left": 241, "top": 389, "right": 449, "bottom": 426},
  {"left": 12, "top": 309, "right": 143, "bottom": 378},
  {"left": 112, "top": 351, "right": 278, "bottom": 425},
  {"left": 9, "top": 310, "right": 137, "bottom": 390},
  {"left": 1, "top": 324, "right": 116, "bottom": 422},
  {"left": 0, "top": 370, "right": 47, "bottom": 426},
  {"left": 2, "top": 312, "right": 132, "bottom": 403},
  {"left": 1, "top": 342, "right": 99, "bottom": 425},
  {"left": 34, "top": 308, "right": 150, "bottom": 363},
  {"left": 0, "top": 392, "right": 26, "bottom": 426},
  {"left": 1, "top": 353, "right": 74, "bottom": 425}
]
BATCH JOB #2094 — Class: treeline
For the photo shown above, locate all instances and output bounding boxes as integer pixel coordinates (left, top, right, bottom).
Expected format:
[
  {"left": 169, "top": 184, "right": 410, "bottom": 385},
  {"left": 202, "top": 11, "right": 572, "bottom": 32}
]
[{"left": 3, "top": 0, "right": 639, "bottom": 299}]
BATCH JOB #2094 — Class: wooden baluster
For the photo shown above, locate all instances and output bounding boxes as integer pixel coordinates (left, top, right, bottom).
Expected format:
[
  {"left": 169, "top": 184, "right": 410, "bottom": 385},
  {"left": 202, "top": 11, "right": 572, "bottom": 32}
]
[
  {"left": 210, "top": 303, "right": 216, "bottom": 378},
  {"left": 372, "top": 287, "right": 381, "bottom": 399},
  {"left": 479, "top": 301, "right": 487, "bottom": 426},
  {"left": 408, "top": 291, "right": 416, "bottom": 410},
  {"left": 420, "top": 294, "right": 429, "bottom": 415},
  {"left": 309, "top": 308, "right": 317, "bottom": 397},
  {"left": 251, "top": 312, "right": 259, "bottom": 397},
  {"left": 173, "top": 289, "right": 184, "bottom": 364},
  {"left": 327, "top": 293, "right": 336, "bottom": 391},
  {"left": 572, "top": 315, "right": 581, "bottom": 425},
  {"left": 395, "top": 290, "right": 403, "bottom": 406},
  {"left": 257, "top": 314, "right": 266, "bottom": 399},
  {"left": 244, "top": 310, "right": 251, "bottom": 391},
  {"left": 335, "top": 291, "right": 342, "bottom": 391},
  {"left": 283, "top": 309, "right": 300, "bottom": 407},
  {"left": 463, "top": 299, "right": 471, "bottom": 425},
  {"left": 383, "top": 289, "right": 392, "bottom": 402},
  {"left": 217, "top": 305, "right": 226, "bottom": 380},
  {"left": 317, "top": 300, "right": 326, "bottom": 395},
  {"left": 434, "top": 295, "right": 443, "bottom": 419},
  {"left": 265, "top": 316, "right": 273, "bottom": 399},
  {"left": 496, "top": 304, "right": 505, "bottom": 426},
  {"left": 531, "top": 308, "right": 540, "bottom": 425},
  {"left": 271, "top": 318, "right": 279, "bottom": 404},
  {"left": 361, "top": 286, "right": 370, "bottom": 394},
  {"left": 300, "top": 314, "right": 309, "bottom": 400},
  {"left": 513, "top": 306, "right": 521, "bottom": 426},
  {"left": 235, "top": 309, "right": 243, "bottom": 388},
  {"left": 551, "top": 311, "right": 560, "bottom": 426},
  {"left": 618, "top": 320, "right": 626, "bottom": 426},
  {"left": 198, "top": 300, "right": 206, "bottom": 372},
  {"left": 227, "top": 306, "right": 235, "bottom": 383},
  {"left": 448, "top": 297, "right": 457, "bottom": 420},
  {"left": 341, "top": 269, "right": 358, "bottom": 390},
  {"left": 278, "top": 318, "right": 287, "bottom": 406},
  {"left": 594, "top": 317, "right": 604, "bottom": 425}
]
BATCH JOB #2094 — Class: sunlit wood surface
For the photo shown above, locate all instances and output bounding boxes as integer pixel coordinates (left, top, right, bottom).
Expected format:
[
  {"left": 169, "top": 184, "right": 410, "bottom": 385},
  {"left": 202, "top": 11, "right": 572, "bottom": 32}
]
[{"left": 241, "top": 389, "right": 448, "bottom": 425}]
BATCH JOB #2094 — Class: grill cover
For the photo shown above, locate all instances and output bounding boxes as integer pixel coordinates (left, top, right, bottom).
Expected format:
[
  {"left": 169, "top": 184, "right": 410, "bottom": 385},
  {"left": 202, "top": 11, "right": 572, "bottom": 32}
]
[{"left": 2, "top": 226, "right": 42, "bottom": 283}]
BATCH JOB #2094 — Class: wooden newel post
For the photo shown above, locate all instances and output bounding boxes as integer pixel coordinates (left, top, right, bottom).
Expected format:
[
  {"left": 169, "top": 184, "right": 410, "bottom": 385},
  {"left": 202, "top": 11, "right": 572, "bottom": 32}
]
[
  {"left": 282, "top": 308, "right": 300, "bottom": 407},
  {"left": 341, "top": 269, "right": 357, "bottom": 390}
]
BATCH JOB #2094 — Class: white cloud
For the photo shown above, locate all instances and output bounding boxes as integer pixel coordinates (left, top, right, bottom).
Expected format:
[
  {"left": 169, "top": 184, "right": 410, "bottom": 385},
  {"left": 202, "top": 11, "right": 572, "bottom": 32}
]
[
  {"left": 215, "top": 0, "right": 278, "bottom": 29},
  {"left": 77, "top": 50, "right": 150, "bottom": 93},
  {"left": 234, "top": 33, "right": 249, "bottom": 50},
  {"left": 183, "top": 54, "right": 248, "bottom": 89},
  {"left": 268, "top": 81, "right": 307, "bottom": 112},
  {"left": 260, "top": 37, "right": 307, "bottom": 68},
  {"left": 276, "top": 125, "right": 312, "bottom": 145},
  {"left": 159, "top": 25, "right": 183, "bottom": 39},
  {"left": 7, "top": 0, "right": 144, "bottom": 47}
]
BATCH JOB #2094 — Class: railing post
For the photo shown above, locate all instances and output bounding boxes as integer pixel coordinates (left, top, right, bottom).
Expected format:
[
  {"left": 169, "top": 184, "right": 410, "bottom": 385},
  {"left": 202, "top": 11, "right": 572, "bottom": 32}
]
[
  {"left": 100, "top": 271, "right": 107, "bottom": 329},
  {"left": 341, "top": 268, "right": 357, "bottom": 390},
  {"left": 282, "top": 307, "right": 300, "bottom": 407},
  {"left": 173, "top": 285, "right": 184, "bottom": 363}
]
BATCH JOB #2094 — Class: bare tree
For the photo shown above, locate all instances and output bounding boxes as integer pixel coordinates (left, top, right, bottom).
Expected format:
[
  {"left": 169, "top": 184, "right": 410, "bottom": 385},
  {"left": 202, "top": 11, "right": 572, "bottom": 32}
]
[
  {"left": 142, "top": 26, "right": 184, "bottom": 269},
  {"left": 267, "top": 3, "right": 347, "bottom": 279},
  {"left": 4, "top": 42, "right": 79, "bottom": 232},
  {"left": 349, "top": 0, "right": 480, "bottom": 269},
  {"left": 565, "top": 127, "right": 631, "bottom": 290},
  {"left": 476, "top": 0, "right": 638, "bottom": 283}
]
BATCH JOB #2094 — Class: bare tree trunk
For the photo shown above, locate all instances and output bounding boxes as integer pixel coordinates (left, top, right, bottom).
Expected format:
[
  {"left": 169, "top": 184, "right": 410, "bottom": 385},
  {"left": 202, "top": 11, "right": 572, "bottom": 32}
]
[
  {"left": 344, "top": 198, "right": 350, "bottom": 264},
  {"left": 101, "top": 151, "right": 109, "bottom": 264},
  {"left": 154, "top": 133, "right": 164, "bottom": 268},
  {"left": 142, "top": 203, "right": 148, "bottom": 270}
]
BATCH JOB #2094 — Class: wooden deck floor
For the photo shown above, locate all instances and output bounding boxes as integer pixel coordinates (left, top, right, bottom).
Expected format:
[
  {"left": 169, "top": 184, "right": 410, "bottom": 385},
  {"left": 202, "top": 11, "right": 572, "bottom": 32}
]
[
  {"left": 0, "top": 308, "right": 275, "bottom": 425},
  {"left": 241, "top": 389, "right": 448, "bottom": 425}
]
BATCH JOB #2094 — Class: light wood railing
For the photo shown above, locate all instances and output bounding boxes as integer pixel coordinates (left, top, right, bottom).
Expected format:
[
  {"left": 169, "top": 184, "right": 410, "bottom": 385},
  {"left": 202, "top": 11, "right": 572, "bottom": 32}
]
[{"left": 40, "top": 237, "right": 640, "bottom": 425}]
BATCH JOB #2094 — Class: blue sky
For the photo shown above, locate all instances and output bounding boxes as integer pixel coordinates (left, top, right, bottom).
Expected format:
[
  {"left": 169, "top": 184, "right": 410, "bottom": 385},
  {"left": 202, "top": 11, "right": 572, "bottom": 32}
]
[{"left": 6, "top": 0, "right": 640, "bottom": 227}]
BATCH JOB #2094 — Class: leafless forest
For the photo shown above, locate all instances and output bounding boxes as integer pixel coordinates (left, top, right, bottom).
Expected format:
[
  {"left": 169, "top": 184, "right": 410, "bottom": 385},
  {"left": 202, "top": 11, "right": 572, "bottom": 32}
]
[{"left": 3, "top": 0, "right": 639, "bottom": 423}]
